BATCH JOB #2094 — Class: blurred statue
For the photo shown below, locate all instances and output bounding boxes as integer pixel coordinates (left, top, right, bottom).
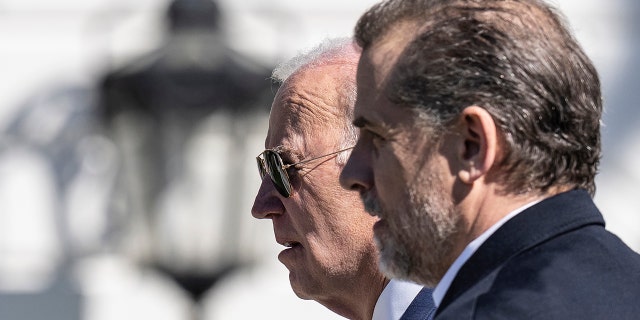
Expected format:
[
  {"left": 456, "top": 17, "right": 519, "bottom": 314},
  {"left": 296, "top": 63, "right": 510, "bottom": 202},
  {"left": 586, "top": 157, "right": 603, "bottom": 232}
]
[{"left": 98, "top": 0, "right": 273, "bottom": 306}]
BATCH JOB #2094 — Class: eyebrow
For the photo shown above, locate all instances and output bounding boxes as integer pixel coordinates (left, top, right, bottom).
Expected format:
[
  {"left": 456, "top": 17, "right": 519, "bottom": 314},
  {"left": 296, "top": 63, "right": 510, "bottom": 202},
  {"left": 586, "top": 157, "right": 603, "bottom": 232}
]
[
  {"left": 353, "top": 117, "right": 370, "bottom": 128},
  {"left": 271, "top": 145, "right": 293, "bottom": 156},
  {"left": 354, "top": 116, "right": 398, "bottom": 138},
  {"left": 271, "top": 145, "right": 302, "bottom": 162},
  {"left": 271, "top": 145, "right": 288, "bottom": 153}
]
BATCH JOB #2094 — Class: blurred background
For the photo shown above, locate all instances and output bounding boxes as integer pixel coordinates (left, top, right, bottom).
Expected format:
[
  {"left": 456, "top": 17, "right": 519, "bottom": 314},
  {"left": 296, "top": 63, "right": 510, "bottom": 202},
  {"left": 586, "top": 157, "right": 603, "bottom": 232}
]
[{"left": 0, "top": 0, "right": 638, "bottom": 319}]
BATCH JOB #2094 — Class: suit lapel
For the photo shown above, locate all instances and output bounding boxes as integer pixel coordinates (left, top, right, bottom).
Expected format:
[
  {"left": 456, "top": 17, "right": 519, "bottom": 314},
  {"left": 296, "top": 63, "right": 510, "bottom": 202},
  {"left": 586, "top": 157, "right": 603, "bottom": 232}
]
[
  {"left": 436, "top": 189, "right": 604, "bottom": 315},
  {"left": 400, "top": 287, "right": 436, "bottom": 320}
]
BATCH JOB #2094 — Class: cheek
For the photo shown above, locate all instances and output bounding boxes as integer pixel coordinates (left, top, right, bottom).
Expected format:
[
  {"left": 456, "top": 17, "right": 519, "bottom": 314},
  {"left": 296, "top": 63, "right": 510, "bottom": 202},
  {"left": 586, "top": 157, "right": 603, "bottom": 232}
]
[
  {"left": 309, "top": 214, "right": 378, "bottom": 271},
  {"left": 301, "top": 165, "right": 347, "bottom": 203},
  {"left": 305, "top": 186, "right": 375, "bottom": 241},
  {"left": 298, "top": 165, "right": 377, "bottom": 249},
  {"left": 373, "top": 148, "right": 412, "bottom": 198},
  {"left": 294, "top": 172, "right": 346, "bottom": 231}
]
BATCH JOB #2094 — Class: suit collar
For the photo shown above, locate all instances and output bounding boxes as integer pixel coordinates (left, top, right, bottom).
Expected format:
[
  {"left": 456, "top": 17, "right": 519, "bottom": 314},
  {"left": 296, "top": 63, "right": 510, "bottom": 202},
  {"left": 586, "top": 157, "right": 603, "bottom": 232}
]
[
  {"left": 373, "top": 279, "right": 428, "bottom": 320},
  {"left": 400, "top": 287, "right": 436, "bottom": 320},
  {"left": 437, "top": 189, "right": 604, "bottom": 314}
]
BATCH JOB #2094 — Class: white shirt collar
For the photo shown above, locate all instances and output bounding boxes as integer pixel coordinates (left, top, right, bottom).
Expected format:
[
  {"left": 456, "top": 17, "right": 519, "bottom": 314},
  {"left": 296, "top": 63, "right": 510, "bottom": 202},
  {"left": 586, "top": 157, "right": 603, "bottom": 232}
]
[
  {"left": 432, "top": 199, "right": 542, "bottom": 308},
  {"left": 373, "top": 279, "right": 425, "bottom": 320}
]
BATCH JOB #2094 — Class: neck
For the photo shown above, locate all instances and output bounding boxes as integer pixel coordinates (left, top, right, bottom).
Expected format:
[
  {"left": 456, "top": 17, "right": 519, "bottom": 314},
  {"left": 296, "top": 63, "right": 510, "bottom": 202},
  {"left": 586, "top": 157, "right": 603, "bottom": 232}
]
[
  {"left": 321, "top": 276, "right": 389, "bottom": 320},
  {"left": 457, "top": 184, "right": 563, "bottom": 256}
]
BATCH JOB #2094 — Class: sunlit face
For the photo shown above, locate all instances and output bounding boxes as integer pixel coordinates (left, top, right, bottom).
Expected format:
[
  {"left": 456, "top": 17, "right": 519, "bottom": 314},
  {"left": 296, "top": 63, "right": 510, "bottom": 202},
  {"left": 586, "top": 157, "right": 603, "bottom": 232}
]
[
  {"left": 340, "top": 27, "right": 462, "bottom": 287},
  {"left": 251, "top": 64, "right": 380, "bottom": 303}
]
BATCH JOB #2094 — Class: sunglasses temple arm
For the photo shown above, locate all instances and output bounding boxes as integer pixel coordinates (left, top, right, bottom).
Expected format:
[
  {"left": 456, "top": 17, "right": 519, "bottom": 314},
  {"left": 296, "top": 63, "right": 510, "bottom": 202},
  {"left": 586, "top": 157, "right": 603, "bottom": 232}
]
[{"left": 282, "top": 146, "right": 354, "bottom": 169}]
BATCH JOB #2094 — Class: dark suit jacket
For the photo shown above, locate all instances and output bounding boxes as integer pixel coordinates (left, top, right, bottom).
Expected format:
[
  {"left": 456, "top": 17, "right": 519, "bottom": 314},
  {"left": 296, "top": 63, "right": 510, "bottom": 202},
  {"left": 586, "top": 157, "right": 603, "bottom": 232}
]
[
  {"left": 401, "top": 287, "right": 436, "bottom": 320},
  {"left": 435, "top": 189, "right": 640, "bottom": 319}
]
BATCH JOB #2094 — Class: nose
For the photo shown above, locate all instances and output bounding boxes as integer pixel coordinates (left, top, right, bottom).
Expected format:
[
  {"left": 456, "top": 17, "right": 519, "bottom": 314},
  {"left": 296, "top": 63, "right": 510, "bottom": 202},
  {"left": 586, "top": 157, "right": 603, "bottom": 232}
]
[
  {"left": 252, "top": 176, "right": 285, "bottom": 219},
  {"left": 339, "top": 140, "right": 373, "bottom": 193}
]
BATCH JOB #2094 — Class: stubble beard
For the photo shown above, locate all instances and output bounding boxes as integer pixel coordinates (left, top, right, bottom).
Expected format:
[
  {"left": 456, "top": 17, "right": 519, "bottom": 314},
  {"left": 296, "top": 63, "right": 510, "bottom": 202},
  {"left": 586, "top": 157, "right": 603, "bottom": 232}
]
[{"left": 365, "top": 176, "right": 459, "bottom": 287}]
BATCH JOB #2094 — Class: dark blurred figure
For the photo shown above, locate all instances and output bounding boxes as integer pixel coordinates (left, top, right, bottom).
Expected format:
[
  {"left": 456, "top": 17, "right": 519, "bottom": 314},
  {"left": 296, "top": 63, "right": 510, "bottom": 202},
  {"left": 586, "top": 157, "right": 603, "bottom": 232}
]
[{"left": 98, "top": 0, "right": 272, "bottom": 307}]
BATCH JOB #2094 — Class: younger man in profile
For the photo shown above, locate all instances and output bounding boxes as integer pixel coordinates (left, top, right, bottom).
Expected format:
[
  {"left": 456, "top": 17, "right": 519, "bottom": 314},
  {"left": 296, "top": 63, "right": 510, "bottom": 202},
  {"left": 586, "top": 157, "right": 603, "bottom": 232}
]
[{"left": 341, "top": 0, "right": 640, "bottom": 318}]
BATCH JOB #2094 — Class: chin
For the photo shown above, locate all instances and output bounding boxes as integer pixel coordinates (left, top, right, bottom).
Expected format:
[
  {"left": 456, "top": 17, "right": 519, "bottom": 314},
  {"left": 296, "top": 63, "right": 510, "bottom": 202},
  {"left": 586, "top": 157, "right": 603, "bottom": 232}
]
[
  {"left": 289, "top": 277, "right": 310, "bottom": 300},
  {"left": 287, "top": 270, "right": 319, "bottom": 301},
  {"left": 375, "top": 233, "right": 411, "bottom": 279}
]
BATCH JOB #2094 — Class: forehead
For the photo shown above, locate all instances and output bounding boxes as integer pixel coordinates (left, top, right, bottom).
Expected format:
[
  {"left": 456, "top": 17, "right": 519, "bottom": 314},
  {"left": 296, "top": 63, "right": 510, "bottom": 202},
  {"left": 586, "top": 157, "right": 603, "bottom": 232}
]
[
  {"left": 354, "top": 20, "right": 421, "bottom": 128},
  {"left": 266, "top": 64, "right": 345, "bottom": 152},
  {"left": 363, "top": 19, "right": 421, "bottom": 80}
]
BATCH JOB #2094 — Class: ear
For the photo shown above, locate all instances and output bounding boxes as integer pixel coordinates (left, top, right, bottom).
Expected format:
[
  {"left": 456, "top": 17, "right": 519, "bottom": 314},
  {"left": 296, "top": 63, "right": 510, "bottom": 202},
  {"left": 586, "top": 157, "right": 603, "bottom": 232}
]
[{"left": 456, "top": 106, "right": 498, "bottom": 184}]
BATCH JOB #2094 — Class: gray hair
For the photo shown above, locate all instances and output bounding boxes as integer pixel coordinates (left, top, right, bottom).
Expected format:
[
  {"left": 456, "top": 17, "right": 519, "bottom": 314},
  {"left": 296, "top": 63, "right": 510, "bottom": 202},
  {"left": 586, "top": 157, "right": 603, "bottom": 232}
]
[
  {"left": 356, "top": 0, "right": 601, "bottom": 196},
  {"left": 272, "top": 37, "right": 361, "bottom": 165},
  {"left": 273, "top": 37, "right": 357, "bottom": 83}
]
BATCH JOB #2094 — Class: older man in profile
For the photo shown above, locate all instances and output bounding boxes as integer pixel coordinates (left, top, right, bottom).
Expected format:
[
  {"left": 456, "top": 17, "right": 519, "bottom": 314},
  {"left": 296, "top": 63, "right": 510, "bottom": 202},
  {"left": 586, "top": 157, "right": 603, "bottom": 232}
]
[{"left": 251, "top": 38, "right": 435, "bottom": 320}]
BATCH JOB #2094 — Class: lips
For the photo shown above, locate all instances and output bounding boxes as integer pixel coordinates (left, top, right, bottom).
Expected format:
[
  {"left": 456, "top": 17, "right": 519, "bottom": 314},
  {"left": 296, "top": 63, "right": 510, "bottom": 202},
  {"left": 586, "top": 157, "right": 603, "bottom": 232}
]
[
  {"left": 274, "top": 224, "right": 303, "bottom": 262},
  {"left": 281, "top": 241, "right": 301, "bottom": 248},
  {"left": 276, "top": 235, "right": 302, "bottom": 249},
  {"left": 373, "top": 218, "right": 388, "bottom": 233},
  {"left": 277, "top": 238, "right": 303, "bottom": 265}
]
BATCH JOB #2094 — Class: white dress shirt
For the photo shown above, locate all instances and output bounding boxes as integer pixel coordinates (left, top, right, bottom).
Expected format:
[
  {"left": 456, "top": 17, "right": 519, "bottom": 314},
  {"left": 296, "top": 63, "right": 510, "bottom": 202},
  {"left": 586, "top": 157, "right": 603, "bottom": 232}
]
[
  {"left": 372, "top": 279, "right": 425, "bottom": 320},
  {"left": 432, "top": 199, "right": 542, "bottom": 308}
]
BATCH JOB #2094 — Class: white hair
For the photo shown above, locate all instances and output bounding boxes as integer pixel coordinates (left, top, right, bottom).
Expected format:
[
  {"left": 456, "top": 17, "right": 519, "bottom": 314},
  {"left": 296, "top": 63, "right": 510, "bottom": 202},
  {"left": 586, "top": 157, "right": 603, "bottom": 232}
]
[
  {"left": 272, "top": 37, "right": 358, "bottom": 84},
  {"left": 272, "top": 37, "right": 361, "bottom": 165}
]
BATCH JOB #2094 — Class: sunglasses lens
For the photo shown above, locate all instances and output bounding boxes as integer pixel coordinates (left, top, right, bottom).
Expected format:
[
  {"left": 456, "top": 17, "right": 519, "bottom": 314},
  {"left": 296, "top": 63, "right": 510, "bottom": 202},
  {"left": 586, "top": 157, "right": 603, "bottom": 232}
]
[{"left": 264, "top": 150, "right": 292, "bottom": 197}]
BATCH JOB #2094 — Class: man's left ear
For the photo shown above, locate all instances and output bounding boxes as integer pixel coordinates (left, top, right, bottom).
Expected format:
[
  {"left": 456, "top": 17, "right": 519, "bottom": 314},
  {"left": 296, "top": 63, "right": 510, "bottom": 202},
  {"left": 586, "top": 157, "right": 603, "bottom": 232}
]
[{"left": 455, "top": 106, "right": 498, "bottom": 184}]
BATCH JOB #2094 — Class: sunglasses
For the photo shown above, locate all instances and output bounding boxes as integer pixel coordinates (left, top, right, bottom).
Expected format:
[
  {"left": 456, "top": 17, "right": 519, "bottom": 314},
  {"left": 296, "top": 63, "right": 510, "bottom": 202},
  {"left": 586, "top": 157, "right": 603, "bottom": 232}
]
[{"left": 256, "top": 146, "right": 354, "bottom": 198}]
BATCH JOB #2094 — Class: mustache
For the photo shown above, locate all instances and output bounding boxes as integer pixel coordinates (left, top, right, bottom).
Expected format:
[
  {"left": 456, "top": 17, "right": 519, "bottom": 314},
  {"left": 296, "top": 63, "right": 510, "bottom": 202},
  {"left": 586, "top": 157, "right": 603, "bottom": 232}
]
[{"left": 361, "top": 192, "right": 382, "bottom": 216}]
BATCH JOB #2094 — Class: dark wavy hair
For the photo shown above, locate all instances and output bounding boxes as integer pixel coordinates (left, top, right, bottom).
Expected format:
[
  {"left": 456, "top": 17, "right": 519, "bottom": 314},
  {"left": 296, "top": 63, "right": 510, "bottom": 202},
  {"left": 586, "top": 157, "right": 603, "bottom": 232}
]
[{"left": 355, "top": 0, "right": 602, "bottom": 196}]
